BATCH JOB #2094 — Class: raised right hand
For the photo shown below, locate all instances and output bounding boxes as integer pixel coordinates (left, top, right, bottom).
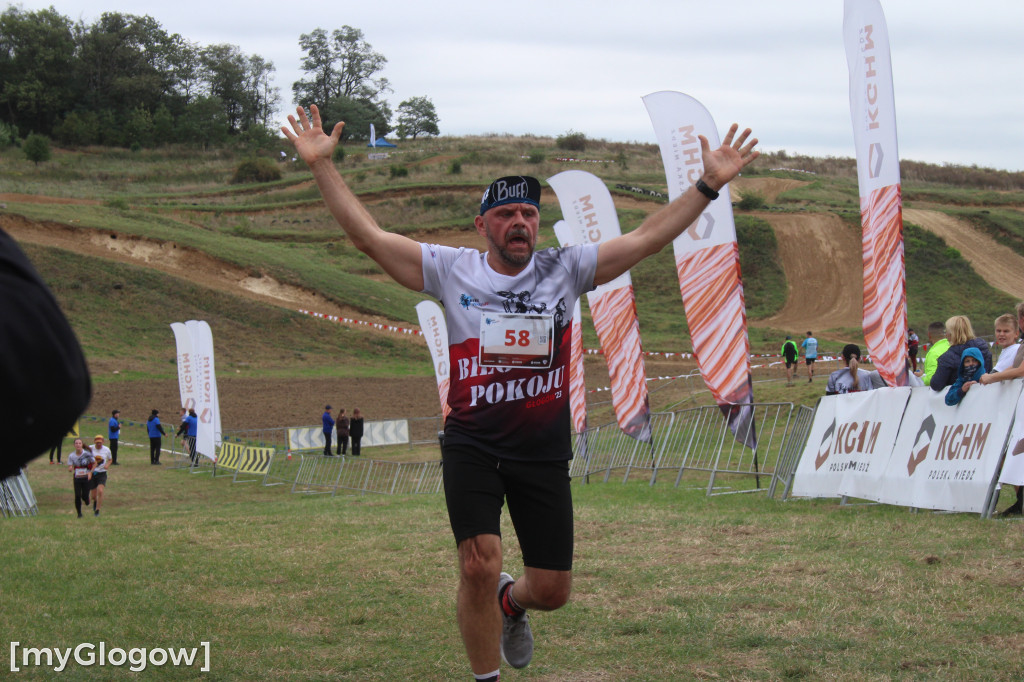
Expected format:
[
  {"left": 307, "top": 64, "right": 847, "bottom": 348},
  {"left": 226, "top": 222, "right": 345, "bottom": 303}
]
[{"left": 281, "top": 105, "right": 345, "bottom": 167}]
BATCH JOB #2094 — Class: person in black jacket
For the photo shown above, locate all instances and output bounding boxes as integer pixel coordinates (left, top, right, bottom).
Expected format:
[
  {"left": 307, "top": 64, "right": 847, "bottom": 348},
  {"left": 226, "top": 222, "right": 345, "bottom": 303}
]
[
  {"left": 349, "top": 408, "right": 364, "bottom": 456},
  {"left": 929, "top": 315, "right": 993, "bottom": 391},
  {"left": 0, "top": 228, "right": 91, "bottom": 479}
]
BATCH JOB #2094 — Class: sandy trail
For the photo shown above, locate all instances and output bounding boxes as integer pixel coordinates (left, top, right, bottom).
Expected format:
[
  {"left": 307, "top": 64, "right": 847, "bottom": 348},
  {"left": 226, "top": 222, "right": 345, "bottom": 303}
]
[{"left": 904, "top": 208, "right": 1024, "bottom": 301}]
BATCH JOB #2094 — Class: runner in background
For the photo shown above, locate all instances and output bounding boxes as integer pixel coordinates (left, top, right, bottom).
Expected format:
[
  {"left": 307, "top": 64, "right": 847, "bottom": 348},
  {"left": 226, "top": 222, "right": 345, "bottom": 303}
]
[
  {"left": 801, "top": 331, "right": 818, "bottom": 383},
  {"left": 781, "top": 335, "right": 799, "bottom": 386},
  {"left": 67, "top": 438, "right": 94, "bottom": 518},
  {"left": 89, "top": 435, "right": 112, "bottom": 516}
]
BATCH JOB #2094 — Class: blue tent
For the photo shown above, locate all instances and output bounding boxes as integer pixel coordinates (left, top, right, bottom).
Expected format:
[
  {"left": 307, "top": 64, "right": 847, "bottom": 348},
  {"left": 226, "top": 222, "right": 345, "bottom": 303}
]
[{"left": 367, "top": 137, "right": 396, "bottom": 148}]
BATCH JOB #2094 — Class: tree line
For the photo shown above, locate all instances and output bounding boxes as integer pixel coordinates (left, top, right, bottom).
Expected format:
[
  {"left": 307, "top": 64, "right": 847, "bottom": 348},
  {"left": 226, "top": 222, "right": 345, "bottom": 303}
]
[{"left": 0, "top": 6, "right": 438, "bottom": 150}]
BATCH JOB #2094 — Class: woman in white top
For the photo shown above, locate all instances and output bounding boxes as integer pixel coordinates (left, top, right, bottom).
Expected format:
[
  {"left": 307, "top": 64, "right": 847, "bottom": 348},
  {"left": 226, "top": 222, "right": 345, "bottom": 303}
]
[{"left": 826, "top": 344, "right": 876, "bottom": 395}]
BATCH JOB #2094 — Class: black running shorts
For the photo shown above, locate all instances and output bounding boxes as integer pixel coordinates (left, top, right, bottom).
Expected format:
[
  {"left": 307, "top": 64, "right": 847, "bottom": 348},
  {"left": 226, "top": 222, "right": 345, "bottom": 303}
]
[{"left": 442, "top": 445, "right": 573, "bottom": 571}]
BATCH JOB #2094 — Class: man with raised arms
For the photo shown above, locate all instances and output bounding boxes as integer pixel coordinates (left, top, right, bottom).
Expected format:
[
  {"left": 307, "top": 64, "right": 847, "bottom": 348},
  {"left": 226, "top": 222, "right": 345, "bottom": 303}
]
[{"left": 283, "top": 105, "right": 758, "bottom": 681}]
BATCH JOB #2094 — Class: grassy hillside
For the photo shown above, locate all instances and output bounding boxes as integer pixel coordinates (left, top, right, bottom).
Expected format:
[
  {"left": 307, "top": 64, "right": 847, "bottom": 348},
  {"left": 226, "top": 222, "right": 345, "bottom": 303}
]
[{"left": 2, "top": 139, "right": 1023, "bottom": 386}]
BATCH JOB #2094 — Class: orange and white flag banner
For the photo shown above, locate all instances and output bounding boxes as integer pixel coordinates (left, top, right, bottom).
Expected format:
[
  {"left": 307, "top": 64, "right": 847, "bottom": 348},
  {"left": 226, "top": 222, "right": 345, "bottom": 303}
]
[
  {"left": 845, "top": 0, "right": 907, "bottom": 387},
  {"left": 643, "top": 90, "right": 756, "bottom": 449},
  {"left": 415, "top": 300, "right": 452, "bottom": 421},
  {"left": 568, "top": 296, "right": 588, "bottom": 435},
  {"left": 550, "top": 175, "right": 652, "bottom": 442}
]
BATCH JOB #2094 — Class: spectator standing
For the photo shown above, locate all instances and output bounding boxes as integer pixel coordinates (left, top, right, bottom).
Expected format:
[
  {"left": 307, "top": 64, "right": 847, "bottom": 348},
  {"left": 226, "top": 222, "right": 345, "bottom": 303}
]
[
  {"left": 350, "top": 408, "right": 364, "bottom": 457},
  {"left": 801, "top": 331, "right": 818, "bottom": 383},
  {"left": 184, "top": 409, "right": 198, "bottom": 464},
  {"left": 67, "top": 438, "right": 94, "bottom": 518},
  {"left": 147, "top": 409, "right": 165, "bottom": 465},
  {"left": 108, "top": 410, "right": 121, "bottom": 465},
  {"left": 336, "top": 408, "right": 350, "bottom": 455},
  {"left": 322, "top": 405, "right": 335, "bottom": 457},
  {"left": 992, "top": 313, "right": 1021, "bottom": 372},
  {"left": 978, "top": 304, "right": 1024, "bottom": 516},
  {"left": 49, "top": 439, "right": 62, "bottom": 465},
  {"left": 89, "top": 435, "right": 112, "bottom": 516},
  {"left": 929, "top": 316, "right": 992, "bottom": 391},
  {"left": 918, "top": 321, "right": 949, "bottom": 385},
  {"left": 907, "top": 329, "right": 920, "bottom": 371},
  {"left": 826, "top": 344, "right": 877, "bottom": 395},
  {"left": 781, "top": 335, "right": 799, "bottom": 386}
]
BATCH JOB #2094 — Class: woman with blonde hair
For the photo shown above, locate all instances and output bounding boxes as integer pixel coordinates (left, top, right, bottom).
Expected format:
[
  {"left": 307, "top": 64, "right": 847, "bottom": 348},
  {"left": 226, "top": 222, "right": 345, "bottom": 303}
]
[{"left": 929, "top": 315, "right": 992, "bottom": 390}]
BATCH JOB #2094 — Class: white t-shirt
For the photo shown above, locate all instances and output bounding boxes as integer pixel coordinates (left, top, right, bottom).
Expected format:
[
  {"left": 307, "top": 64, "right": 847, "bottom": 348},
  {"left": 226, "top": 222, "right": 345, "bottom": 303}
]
[
  {"left": 994, "top": 342, "right": 1021, "bottom": 372},
  {"left": 420, "top": 242, "right": 598, "bottom": 460}
]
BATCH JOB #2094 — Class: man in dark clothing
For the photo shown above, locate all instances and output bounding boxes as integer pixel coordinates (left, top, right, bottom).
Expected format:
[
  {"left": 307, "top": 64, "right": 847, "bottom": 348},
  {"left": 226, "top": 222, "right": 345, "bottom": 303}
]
[
  {"left": 322, "top": 405, "right": 335, "bottom": 457},
  {"left": 781, "top": 336, "right": 799, "bottom": 386}
]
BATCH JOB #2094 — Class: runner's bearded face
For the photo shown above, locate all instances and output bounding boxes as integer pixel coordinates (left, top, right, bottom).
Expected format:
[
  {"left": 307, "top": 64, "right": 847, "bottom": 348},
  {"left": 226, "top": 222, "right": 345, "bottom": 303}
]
[{"left": 479, "top": 203, "right": 539, "bottom": 269}]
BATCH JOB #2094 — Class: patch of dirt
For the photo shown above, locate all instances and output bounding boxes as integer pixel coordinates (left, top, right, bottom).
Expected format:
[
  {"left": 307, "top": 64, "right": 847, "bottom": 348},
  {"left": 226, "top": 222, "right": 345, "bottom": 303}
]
[
  {"left": 904, "top": 208, "right": 1024, "bottom": 300},
  {"left": 0, "top": 212, "right": 400, "bottom": 331},
  {"left": 753, "top": 211, "right": 864, "bottom": 332}
]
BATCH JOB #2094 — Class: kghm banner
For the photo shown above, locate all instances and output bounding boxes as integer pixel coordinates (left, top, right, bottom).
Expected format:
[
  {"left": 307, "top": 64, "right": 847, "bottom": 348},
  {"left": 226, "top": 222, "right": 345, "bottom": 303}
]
[
  {"left": 170, "top": 321, "right": 221, "bottom": 460},
  {"left": 550, "top": 173, "right": 652, "bottom": 441},
  {"left": 844, "top": 0, "right": 907, "bottom": 387},
  {"left": 415, "top": 300, "right": 452, "bottom": 421},
  {"left": 643, "top": 90, "right": 756, "bottom": 449}
]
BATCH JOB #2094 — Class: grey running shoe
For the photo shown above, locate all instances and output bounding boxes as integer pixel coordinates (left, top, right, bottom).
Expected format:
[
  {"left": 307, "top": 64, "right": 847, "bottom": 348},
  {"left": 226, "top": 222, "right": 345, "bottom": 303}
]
[{"left": 498, "top": 572, "right": 533, "bottom": 668}]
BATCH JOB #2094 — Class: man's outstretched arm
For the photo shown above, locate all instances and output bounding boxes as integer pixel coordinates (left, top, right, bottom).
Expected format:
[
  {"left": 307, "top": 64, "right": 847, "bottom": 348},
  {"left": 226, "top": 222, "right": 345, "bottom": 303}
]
[
  {"left": 282, "top": 105, "right": 425, "bottom": 292},
  {"left": 594, "top": 124, "right": 759, "bottom": 286}
]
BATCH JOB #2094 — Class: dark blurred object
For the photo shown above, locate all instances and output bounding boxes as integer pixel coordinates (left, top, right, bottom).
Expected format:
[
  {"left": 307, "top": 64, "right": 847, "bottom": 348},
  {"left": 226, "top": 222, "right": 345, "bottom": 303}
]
[{"left": 0, "top": 228, "right": 91, "bottom": 478}]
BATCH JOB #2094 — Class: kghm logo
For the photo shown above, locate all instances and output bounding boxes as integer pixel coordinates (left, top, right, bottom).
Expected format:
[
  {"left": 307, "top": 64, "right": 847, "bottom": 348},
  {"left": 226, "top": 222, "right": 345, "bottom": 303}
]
[
  {"left": 906, "top": 415, "right": 935, "bottom": 476},
  {"left": 814, "top": 418, "right": 882, "bottom": 470}
]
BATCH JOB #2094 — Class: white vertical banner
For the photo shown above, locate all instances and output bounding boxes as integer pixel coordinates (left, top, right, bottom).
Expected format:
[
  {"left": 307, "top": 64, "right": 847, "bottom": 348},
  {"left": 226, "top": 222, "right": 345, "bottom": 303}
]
[
  {"left": 415, "top": 300, "right": 451, "bottom": 421},
  {"left": 643, "top": 90, "right": 756, "bottom": 449},
  {"left": 170, "top": 322, "right": 198, "bottom": 413},
  {"left": 552, "top": 221, "right": 589, "bottom": 436},
  {"left": 844, "top": 0, "right": 907, "bottom": 387},
  {"left": 369, "top": 123, "right": 377, "bottom": 147},
  {"left": 178, "top": 320, "right": 221, "bottom": 460},
  {"left": 549, "top": 172, "right": 651, "bottom": 442}
]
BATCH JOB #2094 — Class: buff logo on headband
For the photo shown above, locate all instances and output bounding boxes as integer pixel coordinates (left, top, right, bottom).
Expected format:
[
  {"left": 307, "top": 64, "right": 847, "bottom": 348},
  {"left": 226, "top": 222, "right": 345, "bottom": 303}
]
[{"left": 480, "top": 176, "right": 541, "bottom": 215}]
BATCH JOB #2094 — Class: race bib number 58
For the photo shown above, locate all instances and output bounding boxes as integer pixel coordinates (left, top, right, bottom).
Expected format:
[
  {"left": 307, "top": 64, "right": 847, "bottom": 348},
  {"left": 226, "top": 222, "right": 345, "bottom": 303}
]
[{"left": 479, "top": 313, "right": 553, "bottom": 368}]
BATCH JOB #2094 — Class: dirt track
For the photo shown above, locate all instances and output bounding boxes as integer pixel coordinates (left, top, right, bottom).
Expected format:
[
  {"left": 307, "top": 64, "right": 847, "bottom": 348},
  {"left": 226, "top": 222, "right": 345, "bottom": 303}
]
[{"left": 903, "top": 208, "right": 1024, "bottom": 301}]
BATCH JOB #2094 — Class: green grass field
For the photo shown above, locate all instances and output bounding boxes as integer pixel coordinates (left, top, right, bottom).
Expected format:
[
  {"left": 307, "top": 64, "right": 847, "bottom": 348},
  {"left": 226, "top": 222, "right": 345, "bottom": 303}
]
[
  {"left": 4, "top": 141, "right": 1024, "bottom": 680},
  {"left": 5, "top": 444, "right": 1023, "bottom": 680}
]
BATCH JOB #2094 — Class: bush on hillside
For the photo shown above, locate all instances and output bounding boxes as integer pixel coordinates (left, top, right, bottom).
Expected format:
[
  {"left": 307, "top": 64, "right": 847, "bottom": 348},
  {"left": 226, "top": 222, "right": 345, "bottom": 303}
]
[
  {"left": 23, "top": 133, "right": 51, "bottom": 164},
  {"left": 232, "top": 157, "right": 281, "bottom": 184},
  {"left": 556, "top": 130, "right": 587, "bottom": 152},
  {"left": 737, "top": 190, "right": 766, "bottom": 210}
]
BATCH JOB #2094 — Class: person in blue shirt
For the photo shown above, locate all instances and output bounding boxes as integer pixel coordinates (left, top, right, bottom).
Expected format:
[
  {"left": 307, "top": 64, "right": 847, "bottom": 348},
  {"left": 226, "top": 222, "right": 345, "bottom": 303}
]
[
  {"left": 322, "top": 405, "right": 335, "bottom": 457},
  {"left": 146, "top": 409, "right": 166, "bottom": 465},
  {"left": 108, "top": 409, "right": 121, "bottom": 466},
  {"left": 801, "top": 331, "right": 819, "bottom": 383},
  {"left": 184, "top": 409, "right": 199, "bottom": 464}
]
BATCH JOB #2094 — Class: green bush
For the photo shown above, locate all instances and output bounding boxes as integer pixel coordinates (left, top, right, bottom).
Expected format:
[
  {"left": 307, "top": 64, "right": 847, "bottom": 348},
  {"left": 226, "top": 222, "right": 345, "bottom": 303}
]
[
  {"left": 332, "top": 145, "right": 346, "bottom": 163},
  {"left": 389, "top": 165, "right": 408, "bottom": 178},
  {"left": 23, "top": 133, "right": 51, "bottom": 164},
  {"left": 526, "top": 151, "right": 545, "bottom": 164},
  {"left": 449, "top": 159, "right": 462, "bottom": 175},
  {"left": 737, "top": 190, "right": 766, "bottom": 210},
  {"left": 231, "top": 157, "right": 282, "bottom": 184},
  {"left": 556, "top": 130, "right": 587, "bottom": 152}
]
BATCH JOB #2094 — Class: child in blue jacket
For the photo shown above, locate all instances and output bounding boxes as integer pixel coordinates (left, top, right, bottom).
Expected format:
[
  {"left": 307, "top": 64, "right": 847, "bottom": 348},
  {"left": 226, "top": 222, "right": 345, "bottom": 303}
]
[{"left": 945, "top": 347, "right": 985, "bottom": 406}]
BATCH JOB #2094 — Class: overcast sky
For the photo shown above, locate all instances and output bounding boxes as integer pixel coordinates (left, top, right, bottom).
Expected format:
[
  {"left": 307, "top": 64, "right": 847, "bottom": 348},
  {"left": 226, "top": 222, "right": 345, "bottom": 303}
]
[{"left": 13, "top": 0, "right": 1024, "bottom": 171}]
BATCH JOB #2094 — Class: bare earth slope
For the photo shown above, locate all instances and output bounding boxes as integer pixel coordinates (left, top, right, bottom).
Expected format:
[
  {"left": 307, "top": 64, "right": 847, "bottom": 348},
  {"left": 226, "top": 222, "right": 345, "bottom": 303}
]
[
  {"left": 903, "top": 208, "right": 1024, "bottom": 301},
  {"left": 755, "top": 211, "right": 864, "bottom": 331}
]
